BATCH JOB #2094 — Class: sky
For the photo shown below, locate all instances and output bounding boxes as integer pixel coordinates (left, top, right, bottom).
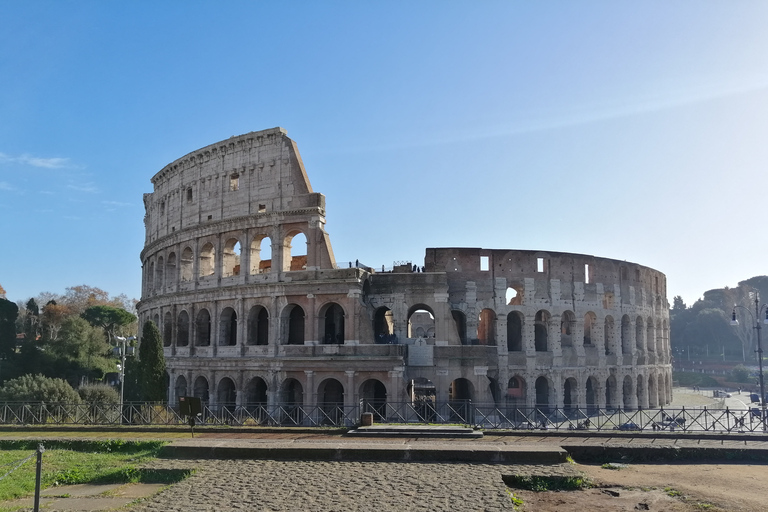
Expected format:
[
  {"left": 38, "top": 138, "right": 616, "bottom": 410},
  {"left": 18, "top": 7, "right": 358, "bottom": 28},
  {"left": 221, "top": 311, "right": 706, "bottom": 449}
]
[{"left": 1, "top": 1, "right": 767, "bottom": 307}]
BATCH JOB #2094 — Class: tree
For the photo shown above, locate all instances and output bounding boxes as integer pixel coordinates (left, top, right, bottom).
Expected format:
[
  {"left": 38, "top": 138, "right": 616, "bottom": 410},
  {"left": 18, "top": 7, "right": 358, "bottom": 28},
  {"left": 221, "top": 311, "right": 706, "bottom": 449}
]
[
  {"left": 81, "top": 305, "right": 136, "bottom": 341},
  {"left": 23, "top": 298, "right": 40, "bottom": 342},
  {"left": 0, "top": 374, "right": 81, "bottom": 404},
  {"left": 0, "top": 298, "right": 19, "bottom": 362},
  {"left": 138, "top": 321, "right": 166, "bottom": 402},
  {"left": 41, "top": 300, "right": 70, "bottom": 342},
  {"left": 78, "top": 383, "right": 119, "bottom": 404},
  {"left": 49, "top": 317, "right": 115, "bottom": 387}
]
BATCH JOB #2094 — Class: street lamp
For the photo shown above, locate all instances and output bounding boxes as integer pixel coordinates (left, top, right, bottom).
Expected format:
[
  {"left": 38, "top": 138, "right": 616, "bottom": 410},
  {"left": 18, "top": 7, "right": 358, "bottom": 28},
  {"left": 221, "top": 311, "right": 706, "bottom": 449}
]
[
  {"left": 730, "top": 295, "right": 768, "bottom": 430},
  {"left": 113, "top": 335, "right": 136, "bottom": 410}
]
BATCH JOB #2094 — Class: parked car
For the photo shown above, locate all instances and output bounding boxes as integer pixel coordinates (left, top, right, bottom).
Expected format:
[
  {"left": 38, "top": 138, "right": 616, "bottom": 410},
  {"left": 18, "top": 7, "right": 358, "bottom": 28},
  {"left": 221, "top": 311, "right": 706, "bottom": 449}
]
[
  {"left": 615, "top": 422, "right": 641, "bottom": 431},
  {"left": 750, "top": 393, "right": 760, "bottom": 403}
]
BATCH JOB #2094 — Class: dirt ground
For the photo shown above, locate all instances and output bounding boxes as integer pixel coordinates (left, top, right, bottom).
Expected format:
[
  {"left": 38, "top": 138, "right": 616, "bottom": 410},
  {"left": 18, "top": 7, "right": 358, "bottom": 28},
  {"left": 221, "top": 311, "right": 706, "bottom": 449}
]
[{"left": 512, "top": 462, "right": 768, "bottom": 511}]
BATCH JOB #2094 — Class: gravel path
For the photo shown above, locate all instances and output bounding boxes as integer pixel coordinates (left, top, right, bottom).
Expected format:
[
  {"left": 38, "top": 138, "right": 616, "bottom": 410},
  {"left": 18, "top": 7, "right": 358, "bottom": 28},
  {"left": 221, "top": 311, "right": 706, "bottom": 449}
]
[{"left": 130, "top": 459, "right": 581, "bottom": 512}]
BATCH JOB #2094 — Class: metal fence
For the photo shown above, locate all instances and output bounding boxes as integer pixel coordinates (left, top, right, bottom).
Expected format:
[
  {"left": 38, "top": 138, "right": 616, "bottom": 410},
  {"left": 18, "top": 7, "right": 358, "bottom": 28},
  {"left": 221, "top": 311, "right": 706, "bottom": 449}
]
[{"left": 0, "top": 401, "right": 764, "bottom": 433}]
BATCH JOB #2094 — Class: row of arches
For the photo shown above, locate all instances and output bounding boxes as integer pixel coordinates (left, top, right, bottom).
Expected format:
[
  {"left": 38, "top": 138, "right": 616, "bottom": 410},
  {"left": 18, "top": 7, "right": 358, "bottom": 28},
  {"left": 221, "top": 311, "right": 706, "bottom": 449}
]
[{"left": 143, "top": 231, "right": 308, "bottom": 295}]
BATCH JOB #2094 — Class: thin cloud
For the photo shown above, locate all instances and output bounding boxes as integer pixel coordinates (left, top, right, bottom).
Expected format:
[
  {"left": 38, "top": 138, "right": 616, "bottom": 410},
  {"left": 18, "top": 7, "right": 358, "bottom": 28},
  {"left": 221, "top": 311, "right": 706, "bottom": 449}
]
[
  {"left": 0, "top": 151, "right": 73, "bottom": 169},
  {"left": 0, "top": 181, "right": 15, "bottom": 191},
  {"left": 67, "top": 182, "right": 99, "bottom": 193},
  {"left": 102, "top": 200, "right": 131, "bottom": 207}
]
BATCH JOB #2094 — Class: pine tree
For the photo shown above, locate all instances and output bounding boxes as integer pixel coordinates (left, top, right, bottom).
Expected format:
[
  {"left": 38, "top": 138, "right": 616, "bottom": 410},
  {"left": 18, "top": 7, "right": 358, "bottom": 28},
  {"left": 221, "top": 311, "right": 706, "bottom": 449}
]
[{"left": 138, "top": 321, "right": 166, "bottom": 402}]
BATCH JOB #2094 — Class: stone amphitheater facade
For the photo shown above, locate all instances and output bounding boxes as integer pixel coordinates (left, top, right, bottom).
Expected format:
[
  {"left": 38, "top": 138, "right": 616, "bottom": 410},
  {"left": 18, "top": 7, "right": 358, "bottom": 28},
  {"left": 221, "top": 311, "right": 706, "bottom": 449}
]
[{"left": 137, "top": 127, "right": 672, "bottom": 415}]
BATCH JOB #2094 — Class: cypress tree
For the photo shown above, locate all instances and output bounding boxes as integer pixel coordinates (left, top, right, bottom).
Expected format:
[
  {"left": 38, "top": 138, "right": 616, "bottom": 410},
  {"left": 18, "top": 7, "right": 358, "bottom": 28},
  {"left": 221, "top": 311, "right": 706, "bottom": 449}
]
[{"left": 138, "top": 320, "right": 166, "bottom": 402}]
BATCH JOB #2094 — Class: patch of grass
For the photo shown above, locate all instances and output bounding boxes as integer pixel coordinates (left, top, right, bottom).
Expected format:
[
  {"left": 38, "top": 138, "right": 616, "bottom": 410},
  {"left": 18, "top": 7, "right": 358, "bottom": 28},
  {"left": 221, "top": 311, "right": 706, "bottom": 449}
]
[
  {"left": 502, "top": 474, "right": 590, "bottom": 492},
  {"left": 0, "top": 440, "right": 177, "bottom": 502},
  {"left": 601, "top": 462, "right": 627, "bottom": 470},
  {"left": 506, "top": 489, "right": 524, "bottom": 510},
  {"left": 665, "top": 487, "right": 683, "bottom": 497}
]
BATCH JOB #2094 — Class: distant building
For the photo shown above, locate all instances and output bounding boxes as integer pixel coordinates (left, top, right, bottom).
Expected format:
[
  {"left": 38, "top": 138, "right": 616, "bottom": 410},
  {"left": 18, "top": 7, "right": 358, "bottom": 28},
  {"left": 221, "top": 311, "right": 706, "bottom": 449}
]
[{"left": 137, "top": 128, "right": 671, "bottom": 415}]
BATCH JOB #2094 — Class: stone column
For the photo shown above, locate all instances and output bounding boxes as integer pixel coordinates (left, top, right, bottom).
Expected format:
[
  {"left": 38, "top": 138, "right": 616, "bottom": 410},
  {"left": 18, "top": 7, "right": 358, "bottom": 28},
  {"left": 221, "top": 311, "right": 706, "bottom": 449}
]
[{"left": 345, "top": 371, "right": 356, "bottom": 408}]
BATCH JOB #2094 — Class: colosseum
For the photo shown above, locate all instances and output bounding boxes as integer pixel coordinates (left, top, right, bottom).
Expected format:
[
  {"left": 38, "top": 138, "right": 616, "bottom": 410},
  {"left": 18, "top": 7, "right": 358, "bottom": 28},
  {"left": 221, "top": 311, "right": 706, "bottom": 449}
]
[{"left": 137, "top": 127, "right": 672, "bottom": 424}]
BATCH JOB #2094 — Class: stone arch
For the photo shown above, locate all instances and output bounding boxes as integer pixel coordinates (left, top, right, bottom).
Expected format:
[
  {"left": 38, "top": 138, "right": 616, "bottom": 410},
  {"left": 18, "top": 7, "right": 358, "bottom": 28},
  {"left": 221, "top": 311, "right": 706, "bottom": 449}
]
[
  {"left": 174, "top": 375, "right": 187, "bottom": 400},
  {"left": 219, "top": 307, "right": 237, "bottom": 346},
  {"left": 222, "top": 238, "right": 242, "bottom": 277},
  {"left": 199, "top": 242, "right": 215, "bottom": 277},
  {"left": 217, "top": 377, "right": 237, "bottom": 409},
  {"left": 195, "top": 309, "right": 211, "bottom": 346},
  {"left": 604, "top": 315, "right": 615, "bottom": 355},
  {"left": 477, "top": 308, "right": 496, "bottom": 345},
  {"left": 507, "top": 311, "right": 523, "bottom": 351},
  {"left": 622, "top": 375, "right": 634, "bottom": 410},
  {"left": 284, "top": 231, "right": 307, "bottom": 271},
  {"left": 360, "top": 379, "right": 387, "bottom": 419},
  {"left": 166, "top": 252, "right": 177, "bottom": 286},
  {"left": 449, "top": 378, "right": 474, "bottom": 401},
  {"left": 245, "top": 377, "right": 268, "bottom": 408},
  {"left": 156, "top": 256, "right": 164, "bottom": 289},
  {"left": 247, "top": 305, "right": 269, "bottom": 345},
  {"left": 318, "top": 378, "right": 344, "bottom": 425},
  {"left": 152, "top": 313, "right": 160, "bottom": 327},
  {"left": 148, "top": 261, "right": 155, "bottom": 292},
  {"left": 319, "top": 302, "right": 345, "bottom": 344},
  {"left": 506, "top": 375, "right": 526, "bottom": 405},
  {"left": 281, "top": 378, "right": 303, "bottom": 405},
  {"left": 177, "top": 310, "right": 190, "bottom": 347},
  {"left": 451, "top": 310, "right": 468, "bottom": 345},
  {"left": 560, "top": 310, "right": 576, "bottom": 347},
  {"left": 646, "top": 318, "right": 655, "bottom": 353},
  {"left": 163, "top": 311, "right": 172, "bottom": 347},
  {"left": 535, "top": 376, "right": 553, "bottom": 412},
  {"left": 535, "top": 310, "right": 550, "bottom": 351},
  {"left": 621, "top": 315, "right": 632, "bottom": 354},
  {"left": 635, "top": 316, "right": 645, "bottom": 352},
  {"left": 193, "top": 376, "right": 209, "bottom": 402},
  {"left": 563, "top": 376, "right": 578, "bottom": 411},
  {"left": 250, "top": 235, "right": 272, "bottom": 274},
  {"left": 180, "top": 247, "right": 193, "bottom": 282},
  {"left": 648, "top": 373, "right": 658, "bottom": 408},
  {"left": 636, "top": 374, "right": 647, "bottom": 409},
  {"left": 506, "top": 285, "right": 523, "bottom": 305},
  {"left": 283, "top": 304, "right": 305, "bottom": 345},
  {"left": 586, "top": 376, "right": 599, "bottom": 414},
  {"left": 408, "top": 304, "right": 435, "bottom": 339},
  {"left": 583, "top": 311, "right": 597, "bottom": 346},
  {"left": 374, "top": 307, "right": 395, "bottom": 342}
]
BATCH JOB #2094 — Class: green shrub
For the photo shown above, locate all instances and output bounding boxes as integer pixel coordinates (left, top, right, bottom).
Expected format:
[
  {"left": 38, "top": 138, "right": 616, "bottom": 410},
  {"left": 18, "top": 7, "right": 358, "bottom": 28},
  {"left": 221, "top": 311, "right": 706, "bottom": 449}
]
[
  {"left": 0, "top": 374, "right": 81, "bottom": 404},
  {"left": 731, "top": 365, "right": 751, "bottom": 383},
  {"left": 78, "top": 383, "right": 119, "bottom": 404}
]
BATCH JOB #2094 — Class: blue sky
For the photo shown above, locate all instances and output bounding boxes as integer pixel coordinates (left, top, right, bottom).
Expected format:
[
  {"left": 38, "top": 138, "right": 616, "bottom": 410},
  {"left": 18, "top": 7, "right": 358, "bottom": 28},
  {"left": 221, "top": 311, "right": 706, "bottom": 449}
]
[{"left": 1, "top": 1, "right": 767, "bottom": 306}]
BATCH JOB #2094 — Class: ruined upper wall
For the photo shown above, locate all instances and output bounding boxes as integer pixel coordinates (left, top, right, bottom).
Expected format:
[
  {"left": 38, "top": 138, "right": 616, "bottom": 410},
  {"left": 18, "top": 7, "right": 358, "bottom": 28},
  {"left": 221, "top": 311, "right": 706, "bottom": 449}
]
[{"left": 143, "top": 127, "right": 324, "bottom": 243}]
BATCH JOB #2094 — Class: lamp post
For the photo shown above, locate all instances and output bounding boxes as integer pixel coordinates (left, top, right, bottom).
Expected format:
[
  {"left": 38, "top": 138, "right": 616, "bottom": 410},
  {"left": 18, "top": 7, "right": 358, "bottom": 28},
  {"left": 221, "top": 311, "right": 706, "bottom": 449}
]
[
  {"left": 113, "top": 335, "right": 136, "bottom": 410},
  {"left": 730, "top": 295, "right": 768, "bottom": 430}
]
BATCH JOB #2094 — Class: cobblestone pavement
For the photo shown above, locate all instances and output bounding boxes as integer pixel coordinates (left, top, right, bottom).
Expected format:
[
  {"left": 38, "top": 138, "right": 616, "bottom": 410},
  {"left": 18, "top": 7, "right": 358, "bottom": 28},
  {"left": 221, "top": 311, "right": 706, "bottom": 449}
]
[{"left": 129, "top": 459, "right": 581, "bottom": 512}]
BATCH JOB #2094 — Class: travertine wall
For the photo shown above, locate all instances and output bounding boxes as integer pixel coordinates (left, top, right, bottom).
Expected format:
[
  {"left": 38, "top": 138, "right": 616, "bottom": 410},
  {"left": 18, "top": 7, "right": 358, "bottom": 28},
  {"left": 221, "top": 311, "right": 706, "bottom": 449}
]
[{"left": 137, "top": 128, "right": 672, "bottom": 415}]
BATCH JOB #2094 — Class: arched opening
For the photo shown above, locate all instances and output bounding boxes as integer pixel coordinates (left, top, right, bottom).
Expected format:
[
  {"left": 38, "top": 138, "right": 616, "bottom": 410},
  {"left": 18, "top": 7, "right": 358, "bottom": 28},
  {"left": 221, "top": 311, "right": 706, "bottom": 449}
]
[
  {"left": 449, "top": 378, "right": 474, "bottom": 423},
  {"left": 360, "top": 379, "right": 387, "bottom": 420},
  {"left": 635, "top": 317, "right": 645, "bottom": 352},
  {"left": 199, "top": 242, "right": 215, "bottom": 277},
  {"left": 166, "top": 252, "right": 177, "bottom": 286},
  {"left": 156, "top": 256, "right": 164, "bottom": 290},
  {"left": 217, "top": 377, "right": 237, "bottom": 412},
  {"left": 195, "top": 309, "right": 211, "bottom": 346},
  {"left": 408, "top": 305, "right": 435, "bottom": 339},
  {"left": 452, "top": 310, "right": 468, "bottom": 345},
  {"left": 320, "top": 302, "right": 345, "bottom": 345},
  {"left": 408, "top": 377, "right": 436, "bottom": 422},
  {"left": 174, "top": 375, "right": 187, "bottom": 401},
  {"left": 180, "top": 247, "right": 193, "bottom": 282},
  {"left": 477, "top": 308, "right": 496, "bottom": 345},
  {"left": 222, "top": 238, "right": 242, "bottom": 277},
  {"left": 148, "top": 261, "right": 155, "bottom": 292},
  {"left": 560, "top": 311, "right": 575, "bottom": 347},
  {"left": 250, "top": 236, "right": 272, "bottom": 274},
  {"left": 583, "top": 312, "right": 597, "bottom": 346},
  {"left": 280, "top": 378, "right": 304, "bottom": 425},
  {"left": 318, "top": 378, "right": 344, "bottom": 425},
  {"left": 374, "top": 307, "right": 395, "bottom": 343},
  {"left": 153, "top": 313, "right": 160, "bottom": 327},
  {"left": 284, "top": 305, "right": 305, "bottom": 345},
  {"left": 535, "top": 376, "right": 551, "bottom": 412},
  {"left": 586, "top": 376, "right": 598, "bottom": 414},
  {"left": 622, "top": 375, "right": 634, "bottom": 410},
  {"left": 245, "top": 377, "right": 268, "bottom": 417},
  {"left": 193, "top": 376, "right": 209, "bottom": 402},
  {"left": 604, "top": 315, "right": 615, "bottom": 355},
  {"left": 506, "top": 376, "right": 525, "bottom": 405},
  {"left": 163, "top": 311, "right": 172, "bottom": 347},
  {"left": 285, "top": 231, "right": 307, "bottom": 271},
  {"left": 507, "top": 312, "right": 523, "bottom": 351},
  {"left": 506, "top": 286, "right": 522, "bottom": 305},
  {"left": 621, "top": 315, "right": 632, "bottom": 354},
  {"left": 563, "top": 377, "right": 577, "bottom": 411},
  {"left": 535, "top": 310, "right": 549, "bottom": 351},
  {"left": 247, "top": 306, "right": 269, "bottom": 345},
  {"left": 177, "top": 310, "right": 190, "bottom": 347},
  {"left": 605, "top": 375, "right": 618, "bottom": 410},
  {"left": 219, "top": 307, "right": 237, "bottom": 346}
]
